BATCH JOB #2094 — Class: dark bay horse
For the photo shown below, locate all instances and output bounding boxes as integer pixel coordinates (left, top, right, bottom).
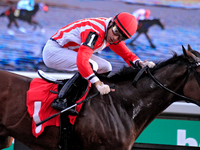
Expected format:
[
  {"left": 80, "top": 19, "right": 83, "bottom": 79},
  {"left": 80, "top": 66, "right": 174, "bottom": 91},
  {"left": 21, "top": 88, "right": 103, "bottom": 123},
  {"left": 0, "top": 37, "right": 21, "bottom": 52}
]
[
  {"left": 128, "top": 18, "right": 164, "bottom": 48},
  {"left": 0, "top": 3, "right": 48, "bottom": 34},
  {"left": 0, "top": 45, "right": 200, "bottom": 150}
]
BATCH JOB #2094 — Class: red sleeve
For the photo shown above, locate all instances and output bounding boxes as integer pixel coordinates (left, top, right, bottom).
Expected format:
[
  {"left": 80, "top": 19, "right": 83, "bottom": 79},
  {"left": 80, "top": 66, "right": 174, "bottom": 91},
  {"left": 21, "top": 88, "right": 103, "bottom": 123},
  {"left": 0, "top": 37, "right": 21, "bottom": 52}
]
[
  {"left": 109, "top": 41, "right": 139, "bottom": 66},
  {"left": 77, "top": 44, "right": 94, "bottom": 78}
]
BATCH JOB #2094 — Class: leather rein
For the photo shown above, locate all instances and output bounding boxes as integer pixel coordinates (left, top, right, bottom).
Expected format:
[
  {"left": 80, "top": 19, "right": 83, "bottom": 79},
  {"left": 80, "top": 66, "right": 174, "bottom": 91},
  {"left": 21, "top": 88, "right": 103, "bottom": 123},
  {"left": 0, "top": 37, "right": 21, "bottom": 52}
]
[{"left": 132, "top": 61, "right": 200, "bottom": 107}]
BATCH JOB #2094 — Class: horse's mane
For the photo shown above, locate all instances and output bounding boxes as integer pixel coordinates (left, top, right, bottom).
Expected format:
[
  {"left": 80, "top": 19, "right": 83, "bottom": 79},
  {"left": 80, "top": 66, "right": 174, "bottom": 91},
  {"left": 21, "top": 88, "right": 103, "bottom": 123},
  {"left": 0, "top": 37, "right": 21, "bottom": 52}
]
[{"left": 104, "top": 52, "right": 186, "bottom": 82}]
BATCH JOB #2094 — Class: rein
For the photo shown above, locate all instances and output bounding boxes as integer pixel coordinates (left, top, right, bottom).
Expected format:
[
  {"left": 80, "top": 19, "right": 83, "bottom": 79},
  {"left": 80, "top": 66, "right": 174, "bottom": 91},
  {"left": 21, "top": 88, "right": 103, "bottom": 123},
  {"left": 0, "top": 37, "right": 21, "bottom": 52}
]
[
  {"left": 146, "top": 61, "right": 200, "bottom": 107},
  {"left": 36, "top": 92, "right": 100, "bottom": 127},
  {"left": 36, "top": 84, "right": 115, "bottom": 126}
]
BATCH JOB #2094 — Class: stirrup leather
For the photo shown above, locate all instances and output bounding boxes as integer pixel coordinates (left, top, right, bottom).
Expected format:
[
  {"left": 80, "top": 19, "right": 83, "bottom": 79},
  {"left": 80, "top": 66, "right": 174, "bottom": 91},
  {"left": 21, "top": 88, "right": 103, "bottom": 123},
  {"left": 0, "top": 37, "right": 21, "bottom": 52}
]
[{"left": 51, "top": 98, "right": 79, "bottom": 115}]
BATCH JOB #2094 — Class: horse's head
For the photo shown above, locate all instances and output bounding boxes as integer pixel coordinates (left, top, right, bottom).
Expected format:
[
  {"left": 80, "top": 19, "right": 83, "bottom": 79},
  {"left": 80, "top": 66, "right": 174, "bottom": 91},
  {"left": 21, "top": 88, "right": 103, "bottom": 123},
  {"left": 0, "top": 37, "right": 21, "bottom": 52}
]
[
  {"left": 38, "top": 3, "right": 49, "bottom": 12},
  {"left": 154, "top": 18, "right": 165, "bottom": 30},
  {"left": 182, "top": 44, "right": 200, "bottom": 103}
]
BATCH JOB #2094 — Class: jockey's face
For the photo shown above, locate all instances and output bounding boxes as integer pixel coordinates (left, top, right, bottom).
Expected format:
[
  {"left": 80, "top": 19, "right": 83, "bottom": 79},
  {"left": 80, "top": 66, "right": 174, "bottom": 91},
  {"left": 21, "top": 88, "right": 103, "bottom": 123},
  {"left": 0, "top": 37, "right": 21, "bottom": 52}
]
[{"left": 106, "top": 22, "right": 127, "bottom": 44}]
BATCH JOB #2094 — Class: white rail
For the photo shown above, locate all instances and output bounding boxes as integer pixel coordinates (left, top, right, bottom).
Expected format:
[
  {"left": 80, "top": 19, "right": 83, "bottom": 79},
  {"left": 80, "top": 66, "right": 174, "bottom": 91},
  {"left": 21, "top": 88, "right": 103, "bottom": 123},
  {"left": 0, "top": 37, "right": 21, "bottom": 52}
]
[{"left": 11, "top": 71, "right": 200, "bottom": 116}]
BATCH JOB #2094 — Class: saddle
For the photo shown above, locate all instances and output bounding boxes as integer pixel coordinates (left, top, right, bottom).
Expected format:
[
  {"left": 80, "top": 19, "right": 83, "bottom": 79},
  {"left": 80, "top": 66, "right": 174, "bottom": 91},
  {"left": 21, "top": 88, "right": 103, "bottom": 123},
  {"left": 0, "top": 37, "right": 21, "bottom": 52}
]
[
  {"left": 38, "top": 70, "right": 89, "bottom": 100},
  {"left": 38, "top": 70, "right": 89, "bottom": 150}
]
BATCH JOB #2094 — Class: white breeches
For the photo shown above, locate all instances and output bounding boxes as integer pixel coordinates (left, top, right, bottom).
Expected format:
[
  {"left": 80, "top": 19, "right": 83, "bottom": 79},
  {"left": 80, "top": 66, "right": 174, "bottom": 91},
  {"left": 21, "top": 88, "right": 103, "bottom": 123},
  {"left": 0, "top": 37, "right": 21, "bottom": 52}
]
[{"left": 43, "top": 40, "right": 112, "bottom": 74}]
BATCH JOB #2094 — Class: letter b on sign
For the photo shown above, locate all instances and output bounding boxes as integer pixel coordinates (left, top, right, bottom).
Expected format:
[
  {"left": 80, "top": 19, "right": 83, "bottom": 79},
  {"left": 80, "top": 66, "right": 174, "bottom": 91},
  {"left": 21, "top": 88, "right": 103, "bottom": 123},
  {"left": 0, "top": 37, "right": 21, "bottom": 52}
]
[{"left": 177, "top": 129, "right": 199, "bottom": 147}]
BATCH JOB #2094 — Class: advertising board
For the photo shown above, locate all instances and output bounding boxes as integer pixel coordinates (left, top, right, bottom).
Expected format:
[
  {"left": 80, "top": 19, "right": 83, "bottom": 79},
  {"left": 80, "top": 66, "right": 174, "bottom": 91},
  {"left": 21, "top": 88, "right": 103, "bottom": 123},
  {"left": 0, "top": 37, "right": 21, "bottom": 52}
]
[
  {"left": 3, "top": 143, "right": 14, "bottom": 150},
  {"left": 136, "top": 119, "right": 200, "bottom": 147}
]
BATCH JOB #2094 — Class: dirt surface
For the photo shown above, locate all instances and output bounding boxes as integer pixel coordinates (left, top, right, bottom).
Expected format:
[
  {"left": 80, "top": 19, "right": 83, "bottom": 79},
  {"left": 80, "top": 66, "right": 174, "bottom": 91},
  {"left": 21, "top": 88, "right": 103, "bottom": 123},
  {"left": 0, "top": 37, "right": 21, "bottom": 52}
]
[{"left": 0, "top": 0, "right": 199, "bottom": 72}]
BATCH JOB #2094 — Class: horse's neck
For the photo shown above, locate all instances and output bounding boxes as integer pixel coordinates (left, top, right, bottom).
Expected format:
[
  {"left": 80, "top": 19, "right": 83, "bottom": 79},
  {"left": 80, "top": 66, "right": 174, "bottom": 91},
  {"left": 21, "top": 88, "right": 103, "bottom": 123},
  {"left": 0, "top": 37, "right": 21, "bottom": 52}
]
[
  {"left": 145, "top": 19, "right": 158, "bottom": 27},
  {"left": 155, "top": 64, "right": 187, "bottom": 91},
  {"left": 91, "top": 63, "right": 187, "bottom": 139},
  {"left": 125, "top": 64, "right": 187, "bottom": 135},
  {"left": 149, "top": 20, "right": 157, "bottom": 27},
  {"left": 33, "top": 5, "right": 39, "bottom": 13}
]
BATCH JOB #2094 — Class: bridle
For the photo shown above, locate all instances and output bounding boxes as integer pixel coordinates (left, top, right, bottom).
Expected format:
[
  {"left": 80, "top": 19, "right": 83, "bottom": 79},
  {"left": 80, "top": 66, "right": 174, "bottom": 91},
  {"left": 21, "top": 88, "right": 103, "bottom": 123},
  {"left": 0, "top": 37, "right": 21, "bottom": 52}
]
[
  {"left": 132, "top": 60, "right": 200, "bottom": 107},
  {"left": 183, "top": 62, "right": 200, "bottom": 88}
]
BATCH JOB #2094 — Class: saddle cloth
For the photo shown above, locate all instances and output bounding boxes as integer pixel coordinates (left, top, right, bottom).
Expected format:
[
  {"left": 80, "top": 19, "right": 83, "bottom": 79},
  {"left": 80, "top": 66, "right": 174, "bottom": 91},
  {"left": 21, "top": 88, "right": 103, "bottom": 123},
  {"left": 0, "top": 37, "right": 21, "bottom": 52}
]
[{"left": 27, "top": 78, "right": 90, "bottom": 138}]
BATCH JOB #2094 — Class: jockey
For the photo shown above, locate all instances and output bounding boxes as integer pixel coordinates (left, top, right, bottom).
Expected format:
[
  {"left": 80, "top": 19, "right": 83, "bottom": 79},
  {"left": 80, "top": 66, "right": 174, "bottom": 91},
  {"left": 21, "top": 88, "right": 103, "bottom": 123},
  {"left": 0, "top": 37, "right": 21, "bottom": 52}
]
[
  {"left": 17, "top": 0, "right": 35, "bottom": 11},
  {"left": 42, "top": 12, "right": 155, "bottom": 111},
  {"left": 125, "top": 9, "right": 151, "bottom": 45},
  {"left": 132, "top": 8, "right": 151, "bottom": 21}
]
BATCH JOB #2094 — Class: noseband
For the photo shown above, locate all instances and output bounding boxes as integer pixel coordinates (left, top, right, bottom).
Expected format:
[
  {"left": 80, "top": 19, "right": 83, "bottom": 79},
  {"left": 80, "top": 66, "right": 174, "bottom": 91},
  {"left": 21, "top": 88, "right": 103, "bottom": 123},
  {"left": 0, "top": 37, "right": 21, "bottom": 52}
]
[{"left": 147, "top": 61, "right": 200, "bottom": 106}]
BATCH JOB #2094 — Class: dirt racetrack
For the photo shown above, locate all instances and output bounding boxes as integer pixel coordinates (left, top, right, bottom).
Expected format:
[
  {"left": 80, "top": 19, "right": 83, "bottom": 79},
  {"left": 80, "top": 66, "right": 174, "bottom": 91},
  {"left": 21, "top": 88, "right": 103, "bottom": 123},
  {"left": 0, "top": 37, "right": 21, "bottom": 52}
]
[{"left": 0, "top": 0, "right": 199, "bottom": 72}]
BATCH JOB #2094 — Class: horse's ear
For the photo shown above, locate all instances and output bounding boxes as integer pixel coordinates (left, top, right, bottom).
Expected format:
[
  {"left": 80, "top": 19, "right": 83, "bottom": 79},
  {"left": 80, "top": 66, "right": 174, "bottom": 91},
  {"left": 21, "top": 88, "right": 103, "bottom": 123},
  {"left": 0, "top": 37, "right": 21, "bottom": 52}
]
[
  {"left": 182, "top": 45, "right": 188, "bottom": 57},
  {"left": 183, "top": 45, "right": 199, "bottom": 62},
  {"left": 188, "top": 44, "right": 193, "bottom": 51}
]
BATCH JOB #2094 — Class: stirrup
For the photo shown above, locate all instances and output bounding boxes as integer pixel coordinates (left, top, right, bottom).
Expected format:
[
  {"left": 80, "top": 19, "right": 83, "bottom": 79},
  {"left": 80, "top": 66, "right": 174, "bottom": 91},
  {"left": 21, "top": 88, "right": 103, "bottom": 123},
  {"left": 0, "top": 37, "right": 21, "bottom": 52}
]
[
  {"left": 38, "top": 70, "right": 63, "bottom": 85},
  {"left": 51, "top": 72, "right": 85, "bottom": 116},
  {"left": 51, "top": 98, "right": 79, "bottom": 116}
]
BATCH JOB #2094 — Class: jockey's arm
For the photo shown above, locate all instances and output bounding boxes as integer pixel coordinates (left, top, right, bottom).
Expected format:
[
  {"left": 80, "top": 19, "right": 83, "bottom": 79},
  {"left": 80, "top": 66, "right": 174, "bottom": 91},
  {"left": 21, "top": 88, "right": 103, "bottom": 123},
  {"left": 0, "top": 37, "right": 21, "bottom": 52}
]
[
  {"left": 109, "top": 41, "right": 155, "bottom": 68},
  {"left": 109, "top": 41, "right": 140, "bottom": 65},
  {"left": 77, "top": 45, "right": 111, "bottom": 95}
]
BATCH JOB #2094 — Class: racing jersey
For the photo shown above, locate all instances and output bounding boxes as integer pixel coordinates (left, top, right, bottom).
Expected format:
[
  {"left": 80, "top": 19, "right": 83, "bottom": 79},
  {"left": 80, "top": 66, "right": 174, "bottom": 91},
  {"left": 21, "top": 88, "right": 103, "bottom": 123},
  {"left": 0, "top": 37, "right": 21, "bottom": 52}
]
[{"left": 51, "top": 17, "right": 139, "bottom": 83}]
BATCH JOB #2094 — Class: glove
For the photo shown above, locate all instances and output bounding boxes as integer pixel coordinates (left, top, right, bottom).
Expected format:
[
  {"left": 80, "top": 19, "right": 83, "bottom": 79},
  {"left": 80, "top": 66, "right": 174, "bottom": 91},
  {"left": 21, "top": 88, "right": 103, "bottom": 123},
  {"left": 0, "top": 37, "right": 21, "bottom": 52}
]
[
  {"left": 139, "top": 60, "right": 155, "bottom": 68},
  {"left": 95, "top": 81, "right": 110, "bottom": 95}
]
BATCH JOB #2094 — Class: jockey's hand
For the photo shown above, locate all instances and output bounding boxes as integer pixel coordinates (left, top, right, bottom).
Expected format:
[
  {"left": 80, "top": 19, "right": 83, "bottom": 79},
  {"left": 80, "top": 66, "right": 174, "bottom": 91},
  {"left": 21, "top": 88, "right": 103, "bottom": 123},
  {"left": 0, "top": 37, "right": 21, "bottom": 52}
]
[
  {"left": 139, "top": 60, "right": 155, "bottom": 68},
  {"left": 95, "top": 81, "right": 111, "bottom": 95}
]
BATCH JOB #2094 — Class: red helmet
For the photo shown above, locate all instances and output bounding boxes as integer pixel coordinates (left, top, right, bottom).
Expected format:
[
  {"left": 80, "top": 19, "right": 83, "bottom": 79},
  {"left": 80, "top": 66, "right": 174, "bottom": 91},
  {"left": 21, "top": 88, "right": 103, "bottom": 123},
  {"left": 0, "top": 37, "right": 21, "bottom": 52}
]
[
  {"left": 145, "top": 9, "right": 151, "bottom": 19},
  {"left": 113, "top": 12, "right": 137, "bottom": 39}
]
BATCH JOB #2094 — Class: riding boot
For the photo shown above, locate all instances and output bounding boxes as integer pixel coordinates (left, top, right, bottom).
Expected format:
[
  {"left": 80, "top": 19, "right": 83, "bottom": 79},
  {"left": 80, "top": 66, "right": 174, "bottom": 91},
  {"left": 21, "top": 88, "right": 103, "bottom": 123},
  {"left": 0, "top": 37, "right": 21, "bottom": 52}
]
[{"left": 51, "top": 72, "right": 82, "bottom": 115}]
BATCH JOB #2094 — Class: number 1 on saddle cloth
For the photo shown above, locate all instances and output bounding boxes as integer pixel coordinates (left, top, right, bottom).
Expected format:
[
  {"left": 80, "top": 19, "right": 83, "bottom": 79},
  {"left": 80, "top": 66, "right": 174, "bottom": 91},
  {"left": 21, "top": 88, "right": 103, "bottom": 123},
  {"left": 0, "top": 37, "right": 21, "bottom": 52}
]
[{"left": 51, "top": 72, "right": 89, "bottom": 115}]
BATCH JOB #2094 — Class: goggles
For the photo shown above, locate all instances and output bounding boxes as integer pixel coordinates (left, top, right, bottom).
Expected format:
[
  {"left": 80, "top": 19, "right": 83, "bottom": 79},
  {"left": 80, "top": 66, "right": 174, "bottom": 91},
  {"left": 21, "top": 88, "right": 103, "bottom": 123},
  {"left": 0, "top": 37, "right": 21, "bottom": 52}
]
[{"left": 112, "top": 24, "right": 128, "bottom": 41}]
